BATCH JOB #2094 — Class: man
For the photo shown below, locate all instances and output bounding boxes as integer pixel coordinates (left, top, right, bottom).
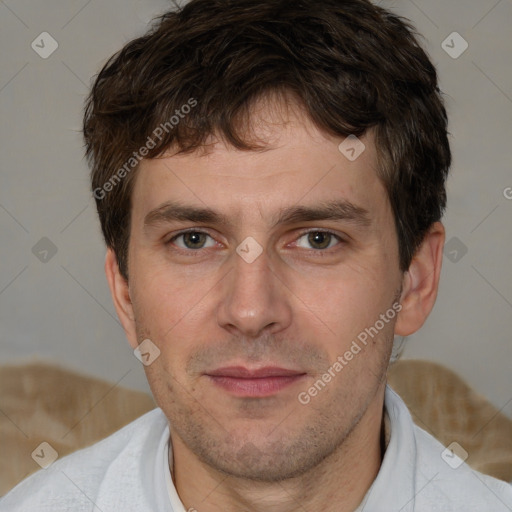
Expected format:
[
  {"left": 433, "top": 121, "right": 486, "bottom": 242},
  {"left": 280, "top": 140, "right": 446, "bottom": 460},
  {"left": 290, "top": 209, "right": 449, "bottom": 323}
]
[{"left": 2, "top": 0, "right": 511, "bottom": 510}]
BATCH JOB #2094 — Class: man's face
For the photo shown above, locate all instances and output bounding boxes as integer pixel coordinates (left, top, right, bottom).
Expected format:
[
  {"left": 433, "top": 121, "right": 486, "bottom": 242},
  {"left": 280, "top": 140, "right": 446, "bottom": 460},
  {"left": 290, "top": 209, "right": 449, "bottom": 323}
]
[{"left": 125, "top": 100, "right": 404, "bottom": 481}]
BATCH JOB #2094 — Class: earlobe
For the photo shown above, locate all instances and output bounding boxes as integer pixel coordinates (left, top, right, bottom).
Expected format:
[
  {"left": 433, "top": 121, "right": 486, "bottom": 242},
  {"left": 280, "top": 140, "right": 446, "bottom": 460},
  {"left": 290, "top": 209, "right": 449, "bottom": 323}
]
[
  {"left": 395, "top": 222, "right": 445, "bottom": 336},
  {"left": 104, "top": 249, "right": 138, "bottom": 349}
]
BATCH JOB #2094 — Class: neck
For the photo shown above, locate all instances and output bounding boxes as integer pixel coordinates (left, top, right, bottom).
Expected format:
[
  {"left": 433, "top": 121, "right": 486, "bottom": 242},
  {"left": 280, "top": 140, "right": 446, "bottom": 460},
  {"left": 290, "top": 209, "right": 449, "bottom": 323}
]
[{"left": 170, "top": 385, "right": 386, "bottom": 512}]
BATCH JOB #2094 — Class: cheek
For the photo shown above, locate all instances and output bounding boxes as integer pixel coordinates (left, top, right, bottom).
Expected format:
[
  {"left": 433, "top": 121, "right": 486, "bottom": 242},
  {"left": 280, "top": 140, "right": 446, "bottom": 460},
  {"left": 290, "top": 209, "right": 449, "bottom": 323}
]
[
  {"left": 292, "top": 259, "right": 393, "bottom": 340},
  {"left": 130, "top": 255, "right": 211, "bottom": 338},
  {"left": 295, "top": 264, "right": 397, "bottom": 360}
]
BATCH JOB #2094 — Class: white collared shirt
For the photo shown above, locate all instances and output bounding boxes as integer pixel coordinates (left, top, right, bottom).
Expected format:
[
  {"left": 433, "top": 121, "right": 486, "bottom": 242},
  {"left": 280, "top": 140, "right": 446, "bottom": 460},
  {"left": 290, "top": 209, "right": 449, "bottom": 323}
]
[{"left": 2, "top": 386, "right": 511, "bottom": 511}]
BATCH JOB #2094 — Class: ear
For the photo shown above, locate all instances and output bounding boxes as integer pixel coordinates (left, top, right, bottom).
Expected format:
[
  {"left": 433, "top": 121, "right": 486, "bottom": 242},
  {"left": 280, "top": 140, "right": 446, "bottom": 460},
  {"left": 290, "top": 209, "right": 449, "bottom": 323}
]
[
  {"left": 395, "top": 221, "right": 445, "bottom": 336},
  {"left": 104, "top": 248, "right": 138, "bottom": 349}
]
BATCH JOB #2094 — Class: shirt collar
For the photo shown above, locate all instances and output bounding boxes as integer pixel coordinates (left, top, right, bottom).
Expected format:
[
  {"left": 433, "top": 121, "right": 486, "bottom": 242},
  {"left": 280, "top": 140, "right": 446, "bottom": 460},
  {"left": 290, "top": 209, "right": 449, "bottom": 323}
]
[{"left": 354, "top": 385, "right": 418, "bottom": 511}]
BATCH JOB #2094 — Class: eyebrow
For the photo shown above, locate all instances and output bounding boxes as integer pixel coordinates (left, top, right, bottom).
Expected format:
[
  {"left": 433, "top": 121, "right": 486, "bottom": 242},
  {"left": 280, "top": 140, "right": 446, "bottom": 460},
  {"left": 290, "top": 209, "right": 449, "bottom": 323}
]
[{"left": 143, "top": 199, "right": 371, "bottom": 231}]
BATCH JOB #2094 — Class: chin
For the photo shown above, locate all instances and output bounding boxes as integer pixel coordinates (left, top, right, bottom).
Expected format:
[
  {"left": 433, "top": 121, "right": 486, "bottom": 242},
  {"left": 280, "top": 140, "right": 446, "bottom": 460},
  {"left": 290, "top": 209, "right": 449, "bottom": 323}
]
[{"left": 191, "top": 431, "right": 340, "bottom": 483}]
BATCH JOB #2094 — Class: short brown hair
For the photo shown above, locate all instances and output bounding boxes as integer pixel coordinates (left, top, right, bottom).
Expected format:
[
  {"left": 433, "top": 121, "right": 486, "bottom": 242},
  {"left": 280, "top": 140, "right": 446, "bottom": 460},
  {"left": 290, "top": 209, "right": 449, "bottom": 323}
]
[{"left": 83, "top": 0, "right": 451, "bottom": 280}]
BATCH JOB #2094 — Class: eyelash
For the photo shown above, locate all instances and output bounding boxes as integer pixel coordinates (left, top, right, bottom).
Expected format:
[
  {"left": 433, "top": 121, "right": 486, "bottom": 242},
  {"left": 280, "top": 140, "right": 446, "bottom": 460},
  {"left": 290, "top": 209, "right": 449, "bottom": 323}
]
[{"left": 165, "top": 228, "right": 345, "bottom": 256}]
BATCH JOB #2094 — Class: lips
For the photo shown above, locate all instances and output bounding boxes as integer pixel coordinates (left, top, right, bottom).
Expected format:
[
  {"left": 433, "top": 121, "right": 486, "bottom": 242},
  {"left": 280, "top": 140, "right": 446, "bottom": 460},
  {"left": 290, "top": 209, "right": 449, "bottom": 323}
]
[{"left": 205, "top": 366, "right": 307, "bottom": 397}]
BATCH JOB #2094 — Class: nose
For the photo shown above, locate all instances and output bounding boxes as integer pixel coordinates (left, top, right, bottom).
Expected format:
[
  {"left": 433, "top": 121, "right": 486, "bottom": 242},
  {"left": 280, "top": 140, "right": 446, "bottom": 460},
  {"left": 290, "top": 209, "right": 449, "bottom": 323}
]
[{"left": 216, "top": 248, "right": 293, "bottom": 339}]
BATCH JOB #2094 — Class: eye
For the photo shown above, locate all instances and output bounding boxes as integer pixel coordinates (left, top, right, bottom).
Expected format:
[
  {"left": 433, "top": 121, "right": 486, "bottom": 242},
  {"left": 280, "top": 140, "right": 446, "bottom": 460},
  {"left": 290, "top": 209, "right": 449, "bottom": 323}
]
[
  {"left": 168, "top": 230, "right": 217, "bottom": 250},
  {"left": 295, "top": 230, "right": 343, "bottom": 250}
]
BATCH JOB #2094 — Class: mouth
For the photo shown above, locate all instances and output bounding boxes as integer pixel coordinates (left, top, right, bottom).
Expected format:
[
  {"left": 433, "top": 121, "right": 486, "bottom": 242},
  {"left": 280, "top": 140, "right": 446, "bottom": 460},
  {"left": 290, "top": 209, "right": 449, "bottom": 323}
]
[{"left": 204, "top": 366, "right": 307, "bottom": 397}]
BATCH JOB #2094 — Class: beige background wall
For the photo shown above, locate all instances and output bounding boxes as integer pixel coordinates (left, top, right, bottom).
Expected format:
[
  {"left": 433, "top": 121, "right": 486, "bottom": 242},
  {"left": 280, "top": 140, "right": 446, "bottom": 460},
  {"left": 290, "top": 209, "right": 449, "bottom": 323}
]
[{"left": 1, "top": 0, "right": 511, "bottom": 417}]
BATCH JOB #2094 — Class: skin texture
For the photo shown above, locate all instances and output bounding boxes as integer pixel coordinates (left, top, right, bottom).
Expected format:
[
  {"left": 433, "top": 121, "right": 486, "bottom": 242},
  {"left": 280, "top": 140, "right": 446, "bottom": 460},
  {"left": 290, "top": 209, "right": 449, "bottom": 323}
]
[{"left": 105, "top": 99, "right": 445, "bottom": 512}]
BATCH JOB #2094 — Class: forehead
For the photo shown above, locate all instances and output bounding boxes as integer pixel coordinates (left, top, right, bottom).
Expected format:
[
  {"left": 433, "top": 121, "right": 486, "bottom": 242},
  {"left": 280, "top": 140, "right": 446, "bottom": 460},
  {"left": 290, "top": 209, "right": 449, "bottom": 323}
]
[{"left": 130, "top": 99, "right": 388, "bottom": 227}]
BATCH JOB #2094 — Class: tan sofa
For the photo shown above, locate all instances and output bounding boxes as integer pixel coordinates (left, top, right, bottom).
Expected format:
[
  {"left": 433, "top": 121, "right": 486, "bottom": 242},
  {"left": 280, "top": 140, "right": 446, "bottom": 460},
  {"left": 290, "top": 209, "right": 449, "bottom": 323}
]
[{"left": 1, "top": 360, "right": 511, "bottom": 495}]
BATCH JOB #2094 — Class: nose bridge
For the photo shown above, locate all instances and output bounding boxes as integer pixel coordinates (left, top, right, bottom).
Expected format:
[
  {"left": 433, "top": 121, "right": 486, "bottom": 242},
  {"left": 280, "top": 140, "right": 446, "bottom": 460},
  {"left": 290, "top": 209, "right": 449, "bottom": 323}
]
[{"left": 216, "top": 247, "right": 292, "bottom": 337}]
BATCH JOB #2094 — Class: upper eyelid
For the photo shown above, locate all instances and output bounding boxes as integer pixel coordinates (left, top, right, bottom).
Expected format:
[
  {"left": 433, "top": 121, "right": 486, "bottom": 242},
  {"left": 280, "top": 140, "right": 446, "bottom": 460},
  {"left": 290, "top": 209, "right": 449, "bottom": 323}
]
[
  {"left": 166, "top": 228, "right": 217, "bottom": 245},
  {"left": 294, "top": 228, "right": 344, "bottom": 240},
  {"left": 167, "top": 227, "right": 216, "bottom": 241}
]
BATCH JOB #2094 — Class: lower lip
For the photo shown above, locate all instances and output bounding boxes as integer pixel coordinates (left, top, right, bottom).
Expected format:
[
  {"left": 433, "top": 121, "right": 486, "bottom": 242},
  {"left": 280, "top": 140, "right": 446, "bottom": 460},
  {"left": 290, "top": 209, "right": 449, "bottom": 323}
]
[{"left": 207, "top": 375, "right": 306, "bottom": 397}]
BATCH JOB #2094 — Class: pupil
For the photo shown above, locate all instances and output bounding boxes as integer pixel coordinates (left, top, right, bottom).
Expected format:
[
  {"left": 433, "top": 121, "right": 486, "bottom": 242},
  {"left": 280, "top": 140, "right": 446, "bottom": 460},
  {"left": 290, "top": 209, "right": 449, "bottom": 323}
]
[
  {"left": 185, "top": 232, "right": 205, "bottom": 248},
  {"left": 309, "top": 232, "right": 330, "bottom": 249}
]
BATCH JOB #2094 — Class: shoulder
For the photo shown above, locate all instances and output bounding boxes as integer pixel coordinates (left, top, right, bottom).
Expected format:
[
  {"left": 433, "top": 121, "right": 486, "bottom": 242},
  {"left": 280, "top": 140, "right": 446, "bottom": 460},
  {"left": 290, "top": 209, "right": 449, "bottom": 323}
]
[
  {"left": 386, "top": 387, "right": 512, "bottom": 511},
  {"left": 411, "top": 423, "right": 512, "bottom": 511},
  {"left": 0, "top": 408, "right": 167, "bottom": 512}
]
